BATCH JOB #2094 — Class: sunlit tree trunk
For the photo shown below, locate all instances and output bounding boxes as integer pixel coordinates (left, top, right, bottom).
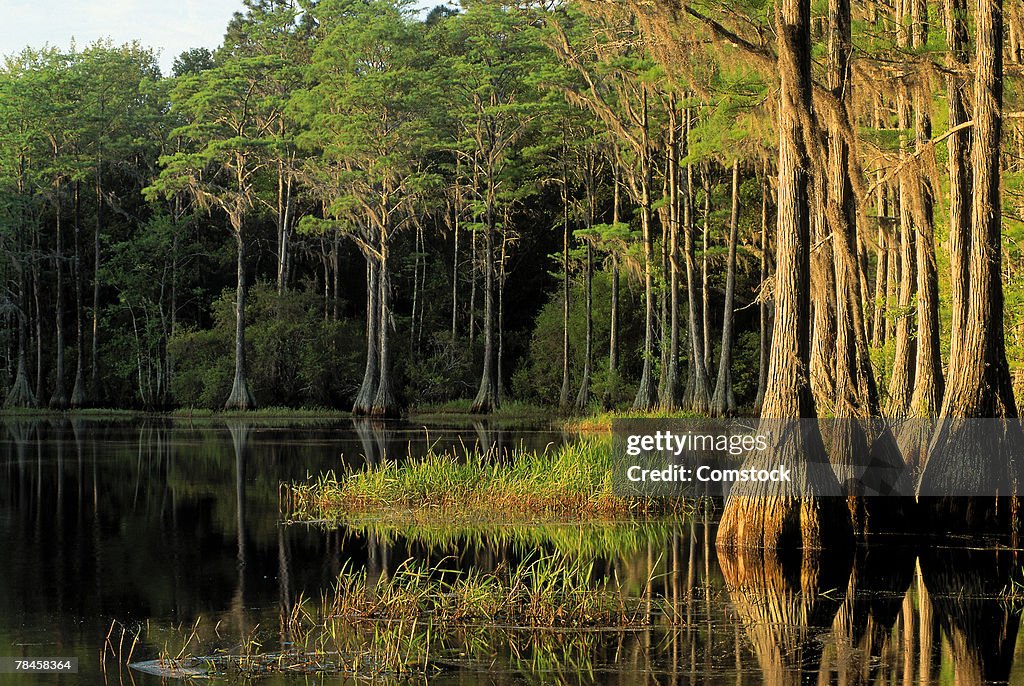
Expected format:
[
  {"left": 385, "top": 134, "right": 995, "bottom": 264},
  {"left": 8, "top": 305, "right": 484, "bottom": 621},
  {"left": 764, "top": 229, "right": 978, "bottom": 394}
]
[
  {"left": 711, "top": 159, "right": 739, "bottom": 416},
  {"left": 717, "top": 0, "right": 851, "bottom": 550}
]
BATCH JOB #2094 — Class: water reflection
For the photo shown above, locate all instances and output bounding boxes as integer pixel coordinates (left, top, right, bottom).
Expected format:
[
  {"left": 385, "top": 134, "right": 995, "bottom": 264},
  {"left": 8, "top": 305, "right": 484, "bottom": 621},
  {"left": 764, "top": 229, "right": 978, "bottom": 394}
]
[{"left": 1, "top": 419, "right": 1023, "bottom": 685}]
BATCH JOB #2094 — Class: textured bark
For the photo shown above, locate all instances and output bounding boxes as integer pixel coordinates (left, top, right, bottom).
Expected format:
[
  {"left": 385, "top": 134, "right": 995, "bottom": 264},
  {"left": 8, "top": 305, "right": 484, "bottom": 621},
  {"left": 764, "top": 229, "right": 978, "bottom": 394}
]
[
  {"left": 224, "top": 228, "right": 255, "bottom": 411},
  {"left": 717, "top": 0, "right": 852, "bottom": 551},
  {"left": 921, "top": 0, "right": 1018, "bottom": 532},
  {"left": 754, "top": 163, "right": 771, "bottom": 414},
  {"left": 908, "top": 1, "right": 943, "bottom": 421},
  {"left": 945, "top": 0, "right": 971, "bottom": 370},
  {"left": 871, "top": 179, "right": 889, "bottom": 349},
  {"left": 711, "top": 159, "right": 739, "bottom": 416},
  {"left": 809, "top": 182, "right": 836, "bottom": 416},
  {"left": 886, "top": 174, "right": 917, "bottom": 418}
]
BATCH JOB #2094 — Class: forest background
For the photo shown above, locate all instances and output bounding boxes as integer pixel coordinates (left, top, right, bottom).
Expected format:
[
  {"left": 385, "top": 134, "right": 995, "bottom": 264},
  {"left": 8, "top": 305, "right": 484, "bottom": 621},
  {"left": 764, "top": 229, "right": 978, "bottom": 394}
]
[{"left": 0, "top": 0, "right": 1022, "bottom": 418}]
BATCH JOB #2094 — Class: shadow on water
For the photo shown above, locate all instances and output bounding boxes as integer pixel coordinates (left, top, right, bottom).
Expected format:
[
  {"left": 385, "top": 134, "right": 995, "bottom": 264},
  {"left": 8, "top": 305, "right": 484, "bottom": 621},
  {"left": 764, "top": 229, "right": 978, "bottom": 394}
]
[{"left": 1, "top": 418, "right": 1024, "bottom": 684}]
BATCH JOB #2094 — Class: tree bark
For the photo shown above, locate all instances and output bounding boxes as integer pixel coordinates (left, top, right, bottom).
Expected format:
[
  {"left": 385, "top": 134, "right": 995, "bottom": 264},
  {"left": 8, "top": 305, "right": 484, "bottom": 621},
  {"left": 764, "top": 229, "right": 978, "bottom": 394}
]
[
  {"left": 632, "top": 86, "right": 658, "bottom": 411},
  {"left": 921, "top": 0, "right": 1017, "bottom": 532},
  {"left": 224, "top": 226, "right": 255, "bottom": 410},
  {"left": 49, "top": 188, "right": 68, "bottom": 410},
  {"left": 371, "top": 225, "right": 398, "bottom": 418},
  {"left": 471, "top": 163, "right": 500, "bottom": 413},
  {"left": 717, "top": 0, "right": 851, "bottom": 551},
  {"left": 754, "top": 162, "right": 772, "bottom": 414},
  {"left": 353, "top": 250, "right": 380, "bottom": 415},
  {"left": 711, "top": 159, "right": 739, "bottom": 416}
]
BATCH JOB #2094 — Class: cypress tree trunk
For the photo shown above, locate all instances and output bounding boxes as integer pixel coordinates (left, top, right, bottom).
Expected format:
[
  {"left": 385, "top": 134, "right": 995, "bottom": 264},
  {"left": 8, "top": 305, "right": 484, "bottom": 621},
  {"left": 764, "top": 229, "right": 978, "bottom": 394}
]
[
  {"left": 71, "top": 181, "right": 86, "bottom": 408},
  {"left": 701, "top": 167, "right": 712, "bottom": 375},
  {"left": 576, "top": 172, "right": 596, "bottom": 411},
  {"left": 685, "top": 145, "right": 710, "bottom": 412},
  {"left": 608, "top": 164, "right": 621, "bottom": 405},
  {"left": 224, "top": 225, "right": 255, "bottom": 411},
  {"left": 471, "top": 165, "right": 500, "bottom": 413},
  {"left": 353, "top": 250, "right": 380, "bottom": 415},
  {"left": 945, "top": 0, "right": 971, "bottom": 371},
  {"left": 871, "top": 178, "right": 889, "bottom": 349},
  {"left": 711, "top": 159, "right": 739, "bottom": 416},
  {"left": 49, "top": 189, "right": 68, "bottom": 410},
  {"left": 660, "top": 96, "right": 681, "bottom": 410},
  {"left": 633, "top": 87, "right": 658, "bottom": 411},
  {"left": 91, "top": 167, "right": 102, "bottom": 400},
  {"left": 908, "top": 4, "right": 943, "bottom": 420},
  {"left": 717, "top": 0, "right": 852, "bottom": 551},
  {"left": 560, "top": 156, "right": 571, "bottom": 410},
  {"left": 372, "top": 226, "right": 398, "bottom": 418},
  {"left": 754, "top": 162, "right": 771, "bottom": 414},
  {"left": 886, "top": 174, "right": 917, "bottom": 418},
  {"left": 809, "top": 186, "right": 836, "bottom": 417},
  {"left": 921, "top": 0, "right": 1017, "bottom": 532}
]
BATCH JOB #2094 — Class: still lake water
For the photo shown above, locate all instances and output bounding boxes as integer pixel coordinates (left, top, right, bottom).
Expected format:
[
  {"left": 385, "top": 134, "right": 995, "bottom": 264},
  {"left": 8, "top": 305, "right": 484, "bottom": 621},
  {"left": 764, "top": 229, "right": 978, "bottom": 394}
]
[{"left": 1, "top": 417, "right": 1023, "bottom": 685}]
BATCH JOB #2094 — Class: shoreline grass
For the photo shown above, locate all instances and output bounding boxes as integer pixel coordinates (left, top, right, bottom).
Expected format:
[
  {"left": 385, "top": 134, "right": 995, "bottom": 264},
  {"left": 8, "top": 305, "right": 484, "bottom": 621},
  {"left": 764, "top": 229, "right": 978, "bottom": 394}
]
[{"left": 284, "top": 438, "right": 689, "bottom": 524}]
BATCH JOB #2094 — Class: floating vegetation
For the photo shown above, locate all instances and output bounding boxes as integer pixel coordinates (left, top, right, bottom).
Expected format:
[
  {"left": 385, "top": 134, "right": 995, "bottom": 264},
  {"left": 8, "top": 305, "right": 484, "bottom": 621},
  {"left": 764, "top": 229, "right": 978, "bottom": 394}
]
[{"left": 284, "top": 438, "right": 690, "bottom": 524}]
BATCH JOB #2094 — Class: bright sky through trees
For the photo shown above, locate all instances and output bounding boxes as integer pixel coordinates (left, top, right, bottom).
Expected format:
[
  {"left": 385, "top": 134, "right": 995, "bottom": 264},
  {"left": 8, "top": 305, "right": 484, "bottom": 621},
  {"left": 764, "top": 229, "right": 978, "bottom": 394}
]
[{"left": 0, "top": 0, "right": 447, "bottom": 73}]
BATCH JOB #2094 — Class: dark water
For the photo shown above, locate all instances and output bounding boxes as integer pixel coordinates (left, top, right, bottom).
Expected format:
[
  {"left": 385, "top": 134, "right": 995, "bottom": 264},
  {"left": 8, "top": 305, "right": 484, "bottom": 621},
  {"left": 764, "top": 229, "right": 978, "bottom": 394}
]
[{"left": 1, "top": 418, "right": 1023, "bottom": 685}]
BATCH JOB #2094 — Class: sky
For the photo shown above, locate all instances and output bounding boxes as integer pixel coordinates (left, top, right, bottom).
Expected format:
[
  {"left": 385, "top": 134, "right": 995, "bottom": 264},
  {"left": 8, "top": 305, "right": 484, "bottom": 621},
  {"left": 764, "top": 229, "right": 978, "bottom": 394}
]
[{"left": 0, "top": 0, "right": 447, "bottom": 75}]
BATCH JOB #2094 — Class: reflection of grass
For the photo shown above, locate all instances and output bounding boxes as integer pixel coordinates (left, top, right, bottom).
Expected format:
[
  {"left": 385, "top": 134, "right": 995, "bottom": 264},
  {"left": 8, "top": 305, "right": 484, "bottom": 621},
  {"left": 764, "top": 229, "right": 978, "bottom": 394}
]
[
  {"left": 564, "top": 409, "right": 703, "bottom": 433},
  {"left": 338, "top": 518, "right": 688, "bottom": 560},
  {"left": 329, "top": 553, "right": 645, "bottom": 627},
  {"left": 285, "top": 438, "right": 689, "bottom": 523},
  {"left": 126, "top": 553, "right": 652, "bottom": 679}
]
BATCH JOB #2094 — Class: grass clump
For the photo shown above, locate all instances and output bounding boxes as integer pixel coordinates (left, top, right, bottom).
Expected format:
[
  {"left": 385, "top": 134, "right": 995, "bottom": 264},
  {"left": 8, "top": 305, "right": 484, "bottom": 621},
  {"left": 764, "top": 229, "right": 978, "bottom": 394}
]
[
  {"left": 284, "top": 438, "right": 686, "bottom": 523},
  {"left": 123, "top": 552, "right": 654, "bottom": 680},
  {"left": 327, "top": 553, "right": 642, "bottom": 628},
  {"left": 563, "top": 408, "right": 705, "bottom": 433}
]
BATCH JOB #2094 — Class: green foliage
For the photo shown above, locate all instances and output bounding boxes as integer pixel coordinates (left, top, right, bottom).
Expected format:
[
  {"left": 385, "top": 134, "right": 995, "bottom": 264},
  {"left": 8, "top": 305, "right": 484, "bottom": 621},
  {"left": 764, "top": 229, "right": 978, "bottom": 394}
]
[
  {"left": 513, "top": 270, "right": 643, "bottom": 406},
  {"left": 168, "top": 284, "right": 363, "bottom": 408}
]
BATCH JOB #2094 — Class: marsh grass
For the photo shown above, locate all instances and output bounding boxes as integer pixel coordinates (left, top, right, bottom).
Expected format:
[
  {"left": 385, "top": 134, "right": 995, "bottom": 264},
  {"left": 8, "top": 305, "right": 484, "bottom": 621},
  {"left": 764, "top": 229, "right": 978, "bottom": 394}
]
[
  {"left": 284, "top": 438, "right": 688, "bottom": 523},
  {"left": 563, "top": 409, "right": 704, "bottom": 433},
  {"left": 124, "top": 552, "right": 656, "bottom": 679}
]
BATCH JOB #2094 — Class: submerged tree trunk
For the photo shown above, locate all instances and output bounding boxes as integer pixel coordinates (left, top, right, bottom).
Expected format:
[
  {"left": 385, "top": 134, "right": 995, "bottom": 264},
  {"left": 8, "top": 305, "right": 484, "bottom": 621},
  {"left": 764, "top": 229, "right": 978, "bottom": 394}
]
[
  {"left": 717, "top": 0, "right": 852, "bottom": 551},
  {"left": 711, "top": 159, "right": 739, "bottom": 416},
  {"left": 224, "top": 226, "right": 255, "bottom": 411}
]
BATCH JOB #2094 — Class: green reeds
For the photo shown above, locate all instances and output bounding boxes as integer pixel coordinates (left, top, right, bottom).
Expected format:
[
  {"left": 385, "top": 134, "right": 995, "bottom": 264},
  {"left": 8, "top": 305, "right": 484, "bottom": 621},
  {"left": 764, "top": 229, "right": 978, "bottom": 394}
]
[{"left": 284, "top": 438, "right": 688, "bottom": 523}]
